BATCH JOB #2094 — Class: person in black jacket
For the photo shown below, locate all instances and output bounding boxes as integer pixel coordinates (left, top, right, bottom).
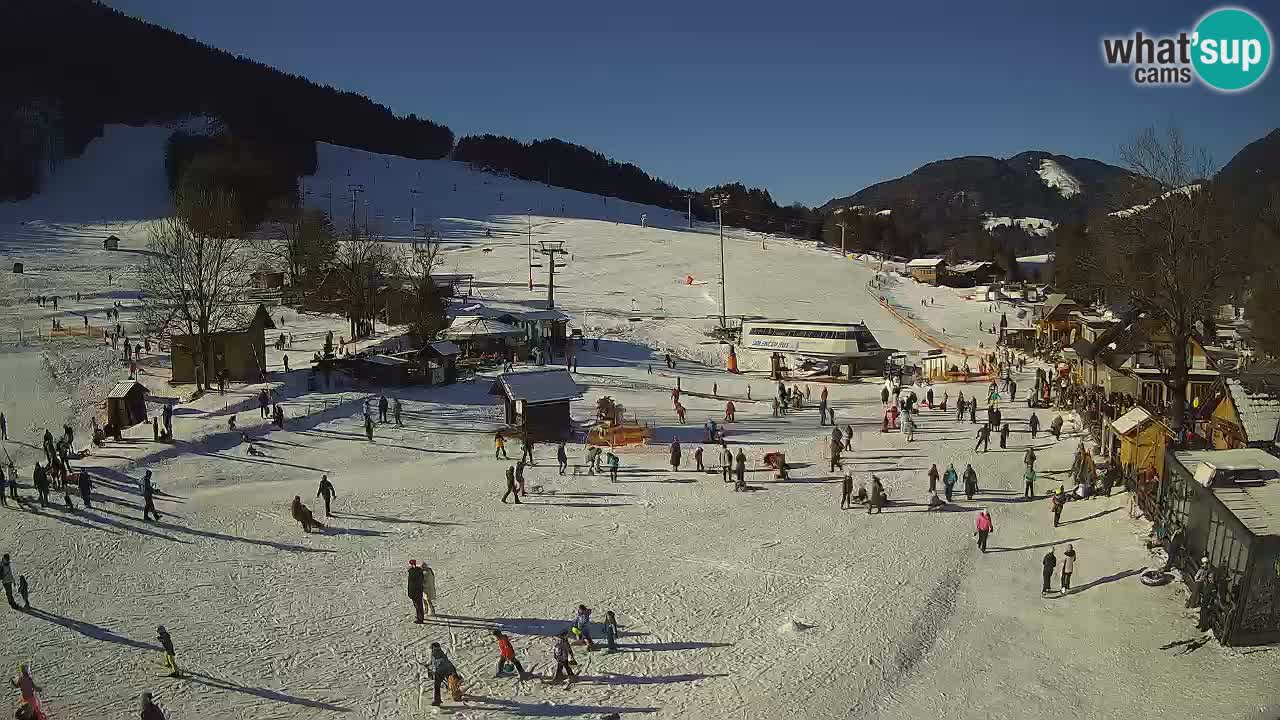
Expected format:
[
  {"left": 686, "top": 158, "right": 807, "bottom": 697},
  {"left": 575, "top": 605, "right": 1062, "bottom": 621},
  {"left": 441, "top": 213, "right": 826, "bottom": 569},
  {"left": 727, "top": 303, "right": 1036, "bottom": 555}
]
[
  {"left": 1000, "top": 423, "right": 1011, "bottom": 449},
  {"left": 502, "top": 466, "right": 520, "bottom": 504},
  {"left": 139, "top": 691, "right": 167, "bottom": 720},
  {"left": 408, "top": 560, "right": 426, "bottom": 623},
  {"left": 1041, "top": 548, "right": 1057, "bottom": 595},
  {"left": 429, "top": 642, "right": 461, "bottom": 705},
  {"left": 557, "top": 443, "right": 568, "bottom": 475},
  {"left": 156, "top": 625, "right": 180, "bottom": 677},
  {"left": 77, "top": 470, "right": 93, "bottom": 509},
  {"left": 316, "top": 475, "right": 337, "bottom": 517},
  {"left": 33, "top": 463, "right": 49, "bottom": 506}
]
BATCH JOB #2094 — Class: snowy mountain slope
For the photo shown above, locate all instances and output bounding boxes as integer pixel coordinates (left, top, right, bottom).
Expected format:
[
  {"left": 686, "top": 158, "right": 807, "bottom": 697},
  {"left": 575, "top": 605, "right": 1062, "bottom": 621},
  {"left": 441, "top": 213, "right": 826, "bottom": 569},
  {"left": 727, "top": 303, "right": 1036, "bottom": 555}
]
[{"left": 1036, "top": 158, "right": 1081, "bottom": 198}]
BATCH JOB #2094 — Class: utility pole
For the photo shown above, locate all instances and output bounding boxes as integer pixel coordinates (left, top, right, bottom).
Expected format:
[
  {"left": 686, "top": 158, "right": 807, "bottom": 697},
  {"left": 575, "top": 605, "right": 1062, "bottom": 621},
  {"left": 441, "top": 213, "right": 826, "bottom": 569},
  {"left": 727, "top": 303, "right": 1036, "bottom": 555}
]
[
  {"left": 527, "top": 209, "right": 534, "bottom": 291},
  {"left": 686, "top": 193, "right": 695, "bottom": 229},
  {"left": 538, "top": 241, "right": 569, "bottom": 309},
  {"left": 712, "top": 193, "right": 730, "bottom": 328},
  {"left": 409, "top": 187, "right": 422, "bottom": 236},
  {"left": 347, "top": 183, "right": 365, "bottom": 236},
  {"left": 837, "top": 221, "right": 848, "bottom": 257}
]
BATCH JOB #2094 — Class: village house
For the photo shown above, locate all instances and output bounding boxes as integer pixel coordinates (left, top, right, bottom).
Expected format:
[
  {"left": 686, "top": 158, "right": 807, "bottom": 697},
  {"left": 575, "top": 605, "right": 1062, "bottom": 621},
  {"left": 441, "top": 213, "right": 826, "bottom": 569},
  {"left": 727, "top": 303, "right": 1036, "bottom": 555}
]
[
  {"left": 1199, "top": 374, "right": 1280, "bottom": 453},
  {"left": 906, "top": 257, "right": 946, "bottom": 285},
  {"left": 170, "top": 303, "right": 275, "bottom": 385},
  {"left": 490, "top": 367, "right": 581, "bottom": 441}
]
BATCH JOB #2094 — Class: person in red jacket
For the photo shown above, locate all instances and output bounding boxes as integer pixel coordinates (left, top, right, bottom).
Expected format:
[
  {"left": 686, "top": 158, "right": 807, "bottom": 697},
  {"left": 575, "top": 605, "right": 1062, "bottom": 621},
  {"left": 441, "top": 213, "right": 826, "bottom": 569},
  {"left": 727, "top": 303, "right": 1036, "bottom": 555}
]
[
  {"left": 492, "top": 629, "right": 531, "bottom": 679},
  {"left": 974, "top": 509, "right": 994, "bottom": 552},
  {"left": 724, "top": 401, "right": 736, "bottom": 422}
]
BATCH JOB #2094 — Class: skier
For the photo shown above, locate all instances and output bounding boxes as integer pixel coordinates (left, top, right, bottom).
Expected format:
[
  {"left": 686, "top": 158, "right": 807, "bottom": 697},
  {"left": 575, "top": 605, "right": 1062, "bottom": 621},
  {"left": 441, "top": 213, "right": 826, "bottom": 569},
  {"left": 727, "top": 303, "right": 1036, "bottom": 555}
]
[
  {"left": 495, "top": 432, "right": 508, "bottom": 459},
  {"left": 572, "top": 604, "right": 596, "bottom": 650},
  {"left": 378, "top": 394, "right": 389, "bottom": 423},
  {"left": 139, "top": 691, "right": 167, "bottom": 720},
  {"left": 1061, "top": 544, "right": 1076, "bottom": 593},
  {"left": 407, "top": 559, "right": 426, "bottom": 623},
  {"left": 974, "top": 424, "right": 990, "bottom": 453},
  {"left": 492, "top": 629, "right": 531, "bottom": 678},
  {"left": 1050, "top": 415, "right": 1063, "bottom": 440},
  {"left": 927, "top": 464, "right": 940, "bottom": 494},
  {"left": 669, "top": 439, "right": 681, "bottom": 472},
  {"left": 1029, "top": 413, "right": 1040, "bottom": 438},
  {"left": 156, "top": 625, "right": 181, "bottom": 677},
  {"left": 1000, "top": 422, "right": 1010, "bottom": 449},
  {"left": 364, "top": 412, "right": 374, "bottom": 442},
  {"left": 974, "top": 509, "right": 994, "bottom": 552},
  {"left": 393, "top": 398, "right": 403, "bottom": 427},
  {"left": 840, "top": 472, "right": 853, "bottom": 509},
  {"left": 502, "top": 466, "right": 520, "bottom": 504},
  {"left": 550, "top": 632, "right": 578, "bottom": 684},
  {"left": 1042, "top": 547, "right": 1058, "bottom": 595},
  {"left": 557, "top": 442, "right": 568, "bottom": 475},
  {"left": 962, "top": 463, "right": 978, "bottom": 500},
  {"left": 142, "top": 470, "right": 160, "bottom": 521},
  {"left": 942, "top": 463, "right": 958, "bottom": 502},
  {"left": 317, "top": 474, "right": 337, "bottom": 517},
  {"left": 428, "top": 642, "right": 462, "bottom": 705}
]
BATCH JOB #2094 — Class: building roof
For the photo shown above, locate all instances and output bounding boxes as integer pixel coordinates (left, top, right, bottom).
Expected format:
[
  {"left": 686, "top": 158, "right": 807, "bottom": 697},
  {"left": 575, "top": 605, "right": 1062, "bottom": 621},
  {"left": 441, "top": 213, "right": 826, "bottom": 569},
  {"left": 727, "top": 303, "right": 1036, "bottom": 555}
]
[
  {"left": 1174, "top": 448, "right": 1280, "bottom": 537},
  {"left": 425, "top": 340, "right": 461, "bottom": 357},
  {"left": 441, "top": 316, "right": 524, "bottom": 339},
  {"left": 1110, "top": 406, "right": 1152, "bottom": 436},
  {"left": 1225, "top": 376, "right": 1280, "bottom": 444},
  {"left": 950, "top": 261, "right": 995, "bottom": 274},
  {"left": 906, "top": 258, "right": 946, "bottom": 268},
  {"left": 491, "top": 368, "right": 581, "bottom": 405},
  {"left": 365, "top": 354, "right": 409, "bottom": 367},
  {"left": 1016, "top": 254, "right": 1054, "bottom": 264},
  {"left": 519, "top": 309, "right": 571, "bottom": 322},
  {"left": 1069, "top": 338, "right": 1096, "bottom": 361},
  {"left": 1039, "top": 293, "right": 1078, "bottom": 320},
  {"left": 106, "top": 380, "right": 148, "bottom": 399}
]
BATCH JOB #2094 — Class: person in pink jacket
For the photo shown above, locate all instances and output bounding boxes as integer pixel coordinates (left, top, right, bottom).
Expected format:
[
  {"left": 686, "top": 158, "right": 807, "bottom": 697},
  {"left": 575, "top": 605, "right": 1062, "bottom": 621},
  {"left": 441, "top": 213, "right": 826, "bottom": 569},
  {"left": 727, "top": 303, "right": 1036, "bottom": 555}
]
[{"left": 974, "top": 509, "right": 994, "bottom": 552}]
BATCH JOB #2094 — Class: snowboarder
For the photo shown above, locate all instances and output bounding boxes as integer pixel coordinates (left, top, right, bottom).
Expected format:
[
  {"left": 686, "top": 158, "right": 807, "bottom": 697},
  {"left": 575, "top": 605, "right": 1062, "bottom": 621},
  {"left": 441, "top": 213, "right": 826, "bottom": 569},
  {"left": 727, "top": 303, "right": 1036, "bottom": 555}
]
[
  {"left": 942, "top": 463, "right": 958, "bottom": 502},
  {"left": 927, "top": 464, "right": 940, "bottom": 493},
  {"left": 669, "top": 439, "right": 681, "bottom": 472},
  {"left": 378, "top": 394, "right": 389, "bottom": 423},
  {"left": 317, "top": 475, "right": 337, "bottom": 517},
  {"left": 557, "top": 442, "right": 568, "bottom": 475},
  {"left": 551, "top": 632, "right": 577, "bottom": 683},
  {"left": 393, "top": 398, "right": 403, "bottom": 427},
  {"left": 156, "top": 625, "right": 181, "bottom": 677},
  {"left": 0, "top": 555, "right": 16, "bottom": 609},
  {"left": 428, "top": 642, "right": 462, "bottom": 705},
  {"left": 495, "top": 432, "right": 508, "bottom": 459},
  {"left": 408, "top": 560, "right": 426, "bottom": 623},
  {"left": 141, "top": 470, "right": 160, "bottom": 521},
  {"left": 1000, "top": 422, "right": 1010, "bottom": 449},
  {"left": 840, "top": 472, "right": 853, "bottom": 509},
  {"left": 962, "top": 464, "right": 978, "bottom": 500},
  {"left": 1050, "top": 415, "right": 1063, "bottom": 440},
  {"left": 493, "top": 629, "right": 530, "bottom": 678},
  {"left": 502, "top": 466, "right": 520, "bottom": 504},
  {"left": 974, "top": 509, "right": 994, "bottom": 552},
  {"left": 974, "top": 424, "right": 990, "bottom": 452},
  {"left": 1061, "top": 544, "right": 1076, "bottom": 593},
  {"left": 1029, "top": 413, "right": 1040, "bottom": 438},
  {"left": 1042, "top": 547, "right": 1057, "bottom": 595}
]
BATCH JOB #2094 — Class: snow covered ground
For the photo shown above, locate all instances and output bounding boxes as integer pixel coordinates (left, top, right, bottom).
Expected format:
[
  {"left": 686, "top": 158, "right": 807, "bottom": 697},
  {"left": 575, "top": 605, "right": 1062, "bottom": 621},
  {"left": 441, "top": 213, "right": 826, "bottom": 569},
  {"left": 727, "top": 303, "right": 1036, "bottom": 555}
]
[{"left": 0, "top": 126, "right": 1277, "bottom": 719}]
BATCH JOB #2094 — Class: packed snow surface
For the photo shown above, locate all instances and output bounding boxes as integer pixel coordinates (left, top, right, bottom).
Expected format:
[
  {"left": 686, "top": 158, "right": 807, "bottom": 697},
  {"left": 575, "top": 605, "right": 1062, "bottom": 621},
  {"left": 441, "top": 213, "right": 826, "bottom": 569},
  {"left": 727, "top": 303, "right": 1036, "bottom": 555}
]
[{"left": 0, "top": 126, "right": 1276, "bottom": 719}]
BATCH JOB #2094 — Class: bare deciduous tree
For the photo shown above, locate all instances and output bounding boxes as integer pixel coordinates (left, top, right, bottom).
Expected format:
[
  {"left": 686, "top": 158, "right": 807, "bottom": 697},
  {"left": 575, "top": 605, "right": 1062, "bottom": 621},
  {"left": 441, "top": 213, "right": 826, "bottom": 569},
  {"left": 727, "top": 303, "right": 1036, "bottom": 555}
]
[
  {"left": 1074, "top": 126, "right": 1243, "bottom": 433},
  {"left": 397, "top": 226, "right": 448, "bottom": 346},
  {"left": 327, "top": 223, "right": 392, "bottom": 340},
  {"left": 139, "top": 189, "right": 254, "bottom": 389}
]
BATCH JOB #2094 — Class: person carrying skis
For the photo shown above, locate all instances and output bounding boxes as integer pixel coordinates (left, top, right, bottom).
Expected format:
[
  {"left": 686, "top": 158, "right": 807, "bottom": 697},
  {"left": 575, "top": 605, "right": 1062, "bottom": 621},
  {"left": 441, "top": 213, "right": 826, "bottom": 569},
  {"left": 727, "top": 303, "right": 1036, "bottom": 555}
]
[
  {"left": 492, "top": 629, "right": 530, "bottom": 678},
  {"left": 428, "top": 642, "right": 462, "bottom": 705},
  {"left": 156, "top": 625, "right": 181, "bottom": 677},
  {"left": 974, "top": 509, "right": 994, "bottom": 552},
  {"left": 317, "top": 475, "right": 337, "bottom": 517},
  {"left": 942, "top": 463, "right": 958, "bottom": 502},
  {"left": 551, "top": 632, "right": 578, "bottom": 683},
  {"left": 557, "top": 442, "right": 568, "bottom": 475},
  {"left": 962, "top": 464, "right": 978, "bottom": 500}
]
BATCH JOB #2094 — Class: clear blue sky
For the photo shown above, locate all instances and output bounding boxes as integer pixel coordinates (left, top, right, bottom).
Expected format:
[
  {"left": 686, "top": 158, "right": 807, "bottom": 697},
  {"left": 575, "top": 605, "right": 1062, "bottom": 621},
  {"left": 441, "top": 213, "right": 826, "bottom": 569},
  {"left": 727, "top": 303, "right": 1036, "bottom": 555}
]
[{"left": 103, "top": 0, "right": 1278, "bottom": 206}]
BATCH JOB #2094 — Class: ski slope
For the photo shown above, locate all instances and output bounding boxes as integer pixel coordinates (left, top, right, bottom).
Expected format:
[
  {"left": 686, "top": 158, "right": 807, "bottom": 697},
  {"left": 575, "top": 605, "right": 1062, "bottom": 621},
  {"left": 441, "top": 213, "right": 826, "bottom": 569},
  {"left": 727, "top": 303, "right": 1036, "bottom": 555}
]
[{"left": 0, "top": 126, "right": 1276, "bottom": 720}]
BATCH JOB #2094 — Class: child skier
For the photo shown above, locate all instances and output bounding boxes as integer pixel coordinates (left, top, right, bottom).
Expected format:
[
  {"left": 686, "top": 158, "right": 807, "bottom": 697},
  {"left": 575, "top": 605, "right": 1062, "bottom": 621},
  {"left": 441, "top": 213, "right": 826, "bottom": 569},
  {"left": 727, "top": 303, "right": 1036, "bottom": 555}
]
[{"left": 156, "top": 625, "right": 181, "bottom": 678}]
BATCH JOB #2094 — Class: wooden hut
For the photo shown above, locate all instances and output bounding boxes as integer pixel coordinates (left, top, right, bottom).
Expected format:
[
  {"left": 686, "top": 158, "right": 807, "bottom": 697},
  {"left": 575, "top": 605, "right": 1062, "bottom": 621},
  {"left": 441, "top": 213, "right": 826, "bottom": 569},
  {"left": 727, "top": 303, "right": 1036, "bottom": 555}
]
[
  {"left": 105, "top": 380, "right": 149, "bottom": 429},
  {"left": 421, "top": 341, "right": 460, "bottom": 385},
  {"left": 490, "top": 368, "right": 581, "bottom": 441},
  {"left": 906, "top": 258, "right": 946, "bottom": 285},
  {"left": 170, "top": 304, "right": 276, "bottom": 384},
  {"left": 103, "top": 235, "right": 120, "bottom": 251}
]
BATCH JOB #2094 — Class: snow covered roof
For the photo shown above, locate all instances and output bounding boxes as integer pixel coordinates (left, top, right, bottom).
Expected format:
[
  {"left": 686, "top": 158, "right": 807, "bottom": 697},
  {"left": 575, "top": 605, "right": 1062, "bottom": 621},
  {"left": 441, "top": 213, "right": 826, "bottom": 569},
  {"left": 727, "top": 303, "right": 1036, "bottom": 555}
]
[
  {"left": 426, "top": 340, "right": 461, "bottom": 357},
  {"left": 492, "top": 368, "right": 581, "bottom": 404},
  {"left": 1175, "top": 449, "right": 1280, "bottom": 537},
  {"left": 106, "top": 380, "right": 148, "bottom": 399},
  {"left": 441, "top": 316, "right": 524, "bottom": 338},
  {"left": 1110, "top": 406, "right": 1152, "bottom": 436},
  {"left": 365, "top": 354, "right": 409, "bottom": 367},
  {"left": 1016, "top": 254, "right": 1054, "bottom": 264},
  {"left": 520, "top": 309, "right": 571, "bottom": 322},
  {"left": 1225, "top": 376, "right": 1280, "bottom": 444},
  {"left": 950, "top": 261, "right": 994, "bottom": 274},
  {"left": 906, "top": 258, "right": 946, "bottom": 268}
]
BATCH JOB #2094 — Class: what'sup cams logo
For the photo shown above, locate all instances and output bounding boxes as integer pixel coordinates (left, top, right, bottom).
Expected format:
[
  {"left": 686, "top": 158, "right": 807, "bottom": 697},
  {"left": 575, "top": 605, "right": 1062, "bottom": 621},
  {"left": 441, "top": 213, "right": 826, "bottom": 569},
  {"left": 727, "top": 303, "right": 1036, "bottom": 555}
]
[{"left": 1102, "top": 7, "right": 1272, "bottom": 91}]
